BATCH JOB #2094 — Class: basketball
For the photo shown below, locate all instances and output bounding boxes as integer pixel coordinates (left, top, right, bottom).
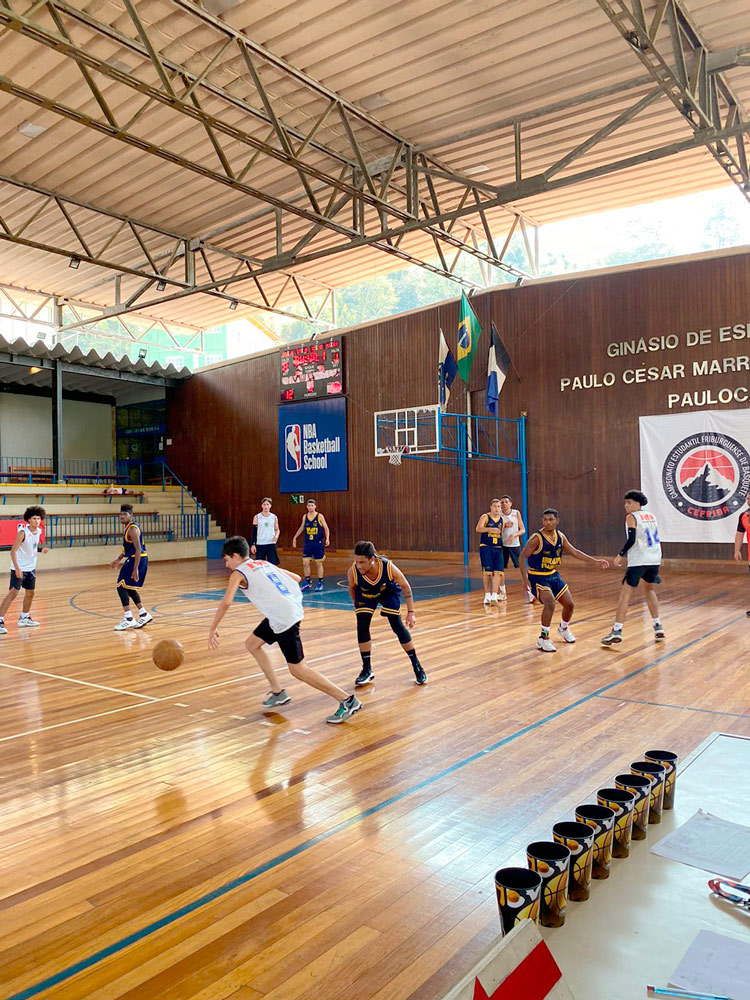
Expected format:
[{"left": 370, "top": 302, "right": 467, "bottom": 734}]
[{"left": 152, "top": 638, "right": 185, "bottom": 672}]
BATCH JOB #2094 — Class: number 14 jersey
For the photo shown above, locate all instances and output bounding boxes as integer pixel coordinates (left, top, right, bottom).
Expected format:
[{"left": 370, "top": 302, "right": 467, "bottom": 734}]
[{"left": 628, "top": 510, "right": 661, "bottom": 566}]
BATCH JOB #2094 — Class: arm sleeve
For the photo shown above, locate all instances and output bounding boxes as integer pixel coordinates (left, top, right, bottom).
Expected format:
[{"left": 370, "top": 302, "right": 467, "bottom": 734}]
[
  {"left": 251, "top": 524, "right": 258, "bottom": 545},
  {"left": 619, "top": 527, "right": 636, "bottom": 557}
]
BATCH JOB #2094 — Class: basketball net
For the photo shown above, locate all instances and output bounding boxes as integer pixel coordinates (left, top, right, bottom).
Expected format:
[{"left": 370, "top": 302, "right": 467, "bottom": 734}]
[{"left": 387, "top": 446, "right": 407, "bottom": 465}]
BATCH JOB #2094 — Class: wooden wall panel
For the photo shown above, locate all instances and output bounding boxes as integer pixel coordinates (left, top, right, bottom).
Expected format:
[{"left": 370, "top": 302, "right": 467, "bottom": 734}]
[{"left": 168, "top": 251, "right": 750, "bottom": 560}]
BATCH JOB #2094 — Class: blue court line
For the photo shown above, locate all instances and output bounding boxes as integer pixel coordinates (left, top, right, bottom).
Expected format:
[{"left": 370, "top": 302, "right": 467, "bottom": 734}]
[
  {"left": 6, "top": 610, "right": 744, "bottom": 1000},
  {"left": 596, "top": 693, "right": 750, "bottom": 719}
]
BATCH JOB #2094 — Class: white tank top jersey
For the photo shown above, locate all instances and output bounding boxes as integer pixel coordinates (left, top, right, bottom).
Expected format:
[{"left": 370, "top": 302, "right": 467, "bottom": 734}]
[
  {"left": 16, "top": 523, "right": 41, "bottom": 572},
  {"left": 234, "top": 559, "right": 303, "bottom": 633},
  {"left": 627, "top": 509, "right": 662, "bottom": 566},
  {"left": 256, "top": 512, "right": 277, "bottom": 545},
  {"left": 502, "top": 509, "right": 522, "bottom": 545}
]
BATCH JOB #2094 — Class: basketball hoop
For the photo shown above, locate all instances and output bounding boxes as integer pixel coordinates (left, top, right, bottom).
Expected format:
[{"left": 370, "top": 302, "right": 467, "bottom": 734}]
[{"left": 387, "top": 446, "right": 408, "bottom": 465}]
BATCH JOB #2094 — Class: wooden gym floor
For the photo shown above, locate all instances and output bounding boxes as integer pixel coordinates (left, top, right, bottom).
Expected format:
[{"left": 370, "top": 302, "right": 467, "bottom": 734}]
[{"left": 2, "top": 556, "right": 749, "bottom": 1000}]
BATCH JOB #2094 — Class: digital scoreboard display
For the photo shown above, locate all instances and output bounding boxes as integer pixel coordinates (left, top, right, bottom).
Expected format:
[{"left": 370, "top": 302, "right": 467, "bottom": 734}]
[{"left": 280, "top": 338, "right": 344, "bottom": 402}]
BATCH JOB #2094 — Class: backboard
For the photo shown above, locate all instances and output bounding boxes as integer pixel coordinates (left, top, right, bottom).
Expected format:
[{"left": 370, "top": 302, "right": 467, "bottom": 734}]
[{"left": 374, "top": 404, "right": 440, "bottom": 456}]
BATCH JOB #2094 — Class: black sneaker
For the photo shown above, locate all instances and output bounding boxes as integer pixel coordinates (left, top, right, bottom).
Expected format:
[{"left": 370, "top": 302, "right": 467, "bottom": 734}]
[
  {"left": 413, "top": 663, "right": 428, "bottom": 685},
  {"left": 601, "top": 628, "right": 623, "bottom": 646},
  {"left": 355, "top": 667, "right": 374, "bottom": 686}
]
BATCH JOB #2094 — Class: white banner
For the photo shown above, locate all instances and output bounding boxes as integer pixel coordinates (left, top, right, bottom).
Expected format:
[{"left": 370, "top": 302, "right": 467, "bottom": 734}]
[{"left": 639, "top": 409, "right": 750, "bottom": 542}]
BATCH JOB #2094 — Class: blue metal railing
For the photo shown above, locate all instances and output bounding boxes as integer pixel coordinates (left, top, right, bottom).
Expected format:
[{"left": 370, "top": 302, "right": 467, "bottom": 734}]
[
  {"left": 0, "top": 456, "right": 125, "bottom": 484},
  {"left": 42, "top": 512, "right": 209, "bottom": 547}
]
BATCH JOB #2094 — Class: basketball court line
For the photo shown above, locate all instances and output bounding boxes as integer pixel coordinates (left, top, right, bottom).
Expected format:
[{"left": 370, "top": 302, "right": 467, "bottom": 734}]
[
  {"left": 0, "top": 661, "right": 157, "bottom": 700},
  {"left": 596, "top": 692, "right": 750, "bottom": 719},
  {"left": 6, "top": 610, "right": 745, "bottom": 1000},
  {"left": 0, "top": 701, "right": 153, "bottom": 744}
]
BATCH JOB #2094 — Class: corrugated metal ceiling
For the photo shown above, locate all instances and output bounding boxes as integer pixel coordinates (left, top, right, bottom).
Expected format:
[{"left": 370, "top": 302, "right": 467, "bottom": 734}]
[{"left": 0, "top": 0, "right": 747, "bottom": 330}]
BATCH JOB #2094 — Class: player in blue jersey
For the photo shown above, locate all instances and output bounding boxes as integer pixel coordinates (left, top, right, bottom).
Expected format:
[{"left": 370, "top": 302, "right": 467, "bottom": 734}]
[
  {"left": 348, "top": 540, "right": 427, "bottom": 687},
  {"left": 110, "top": 504, "right": 153, "bottom": 631},
  {"left": 520, "top": 508, "right": 609, "bottom": 652},
  {"left": 292, "top": 499, "right": 329, "bottom": 592},
  {"left": 475, "top": 498, "right": 505, "bottom": 603}
]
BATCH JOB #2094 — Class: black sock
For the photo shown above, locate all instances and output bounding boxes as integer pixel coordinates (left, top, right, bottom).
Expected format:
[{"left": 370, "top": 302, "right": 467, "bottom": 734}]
[
  {"left": 361, "top": 652, "right": 372, "bottom": 670},
  {"left": 406, "top": 648, "right": 419, "bottom": 666}
]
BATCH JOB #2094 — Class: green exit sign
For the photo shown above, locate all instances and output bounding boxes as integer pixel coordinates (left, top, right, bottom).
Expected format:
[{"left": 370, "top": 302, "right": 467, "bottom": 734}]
[{"left": 290, "top": 494, "right": 305, "bottom": 504}]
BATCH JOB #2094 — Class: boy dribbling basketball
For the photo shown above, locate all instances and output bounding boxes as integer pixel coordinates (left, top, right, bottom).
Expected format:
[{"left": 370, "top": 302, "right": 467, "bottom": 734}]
[{"left": 209, "top": 536, "right": 361, "bottom": 724}]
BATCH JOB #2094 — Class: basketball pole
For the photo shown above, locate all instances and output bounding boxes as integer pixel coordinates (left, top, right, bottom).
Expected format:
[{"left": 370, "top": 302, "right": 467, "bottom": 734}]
[
  {"left": 520, "top": 414, "right": 528, "bottom": 545},
  {"left": 460, "top": 418, "right": 469, "bottom": 566}
]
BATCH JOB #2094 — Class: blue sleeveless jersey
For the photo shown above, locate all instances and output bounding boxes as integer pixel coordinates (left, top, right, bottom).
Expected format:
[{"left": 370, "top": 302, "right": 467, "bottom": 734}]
[
  {"left": 527, "top": 530, "right": 562, "bottom": 575},
  {"left": 354, "top": 556, "right": 402, "bottom": 604},
  {"left": 303, "top": 514, "right": 324, "bottom": 545},
  {"left": 480, "top": 514, "right": 503, "bottom": 547},
  {"left": 123, "top": 522, "right": 147, "bottom": 558}
]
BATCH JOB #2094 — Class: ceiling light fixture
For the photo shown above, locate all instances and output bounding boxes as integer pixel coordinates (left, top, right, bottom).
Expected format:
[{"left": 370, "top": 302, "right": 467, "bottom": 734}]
[
  {"left": 138, "top": 348, "right": 148, "bottom": 359},
  {"left": 29, "top": 366, "right": 42, "bottom": 374},
  {"left": 69, "top": 256, "right": 80, "bottom": 269},
  {"left": 156, "top": 279, "right": 167, "bottom": 290},
  {"left": 18, "top": 121, "right": 47, "bottom": 138},
  {"left": 358, "top": 93, "right": 389, "bottom": 111},
  {"left": 228, "top": 299, "right": 238, "bottom": 310},
  {"left": 465, "top": 164, "right": 490, "bottom": 175}
]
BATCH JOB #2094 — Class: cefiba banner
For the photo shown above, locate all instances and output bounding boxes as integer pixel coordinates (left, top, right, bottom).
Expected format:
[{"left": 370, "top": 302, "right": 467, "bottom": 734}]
[
  {"left": 278, "top": 396, "right": 348, "bottom": 493},
  {"left": 640, "top": 408, "right": 750, "bottom": 542}
]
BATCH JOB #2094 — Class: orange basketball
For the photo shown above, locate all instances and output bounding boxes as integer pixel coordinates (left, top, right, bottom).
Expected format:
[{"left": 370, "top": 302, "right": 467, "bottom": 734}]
[{"left": 152, "top": 638, "right": 185, "bottom": 672}]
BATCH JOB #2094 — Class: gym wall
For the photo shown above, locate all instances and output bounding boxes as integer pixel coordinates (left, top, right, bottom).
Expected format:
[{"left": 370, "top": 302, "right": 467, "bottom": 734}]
[{"left": 167, "top": 249, "right": 750, "bottom": 561}]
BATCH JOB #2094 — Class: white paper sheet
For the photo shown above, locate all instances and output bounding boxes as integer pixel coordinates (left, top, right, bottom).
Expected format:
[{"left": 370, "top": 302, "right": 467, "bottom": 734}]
[
  {"left": 650, "top": 809, "right": 750, "bottom": 879},
  {"left": 670, "top": 930, "right": 750, "bottom": 999}
]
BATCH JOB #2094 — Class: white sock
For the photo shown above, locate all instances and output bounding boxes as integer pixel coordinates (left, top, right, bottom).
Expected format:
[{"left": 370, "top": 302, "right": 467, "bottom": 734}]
[
  {"left": 485, "top": 592, "right": 492, "bottom": 599},
  {"left": 500, "top": 585, "right": 507, "bottom": 593},
  {"left": 20, "top": 612, "right": 30, "bottom": 619},
  {"left": 614, "top": 622, "right": 623, "bottom": 631},
  {"left": 561, "top": 619, "right": 571, "bottom": 630},
  {"left": 139, "top": 608, "right": 148, "bottom": 617},
  {"left": 124, "top": 610, "right": 134, "bottom": 620},
  {"left": 653, "top": 618, "right": 661, "bottom": 627}
]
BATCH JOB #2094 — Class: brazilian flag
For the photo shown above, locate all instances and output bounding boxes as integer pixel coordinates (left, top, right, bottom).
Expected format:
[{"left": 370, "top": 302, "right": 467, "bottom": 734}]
[{"left": 456, "top": 292, "right": 482, "bottom": 381}]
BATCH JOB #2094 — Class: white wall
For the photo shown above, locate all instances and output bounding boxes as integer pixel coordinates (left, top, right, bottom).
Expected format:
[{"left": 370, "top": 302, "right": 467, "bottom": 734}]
[{"left": 0, "top": 394, "right": 113, "bottom": 460}]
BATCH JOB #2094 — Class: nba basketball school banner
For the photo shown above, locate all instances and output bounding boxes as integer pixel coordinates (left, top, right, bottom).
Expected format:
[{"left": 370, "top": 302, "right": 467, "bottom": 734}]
[
  {"left": 279, "top": 396, "right": 348, "bottom": 493},
  {"left": 640, "top": 408, "right": 750, "bottom": 542}
]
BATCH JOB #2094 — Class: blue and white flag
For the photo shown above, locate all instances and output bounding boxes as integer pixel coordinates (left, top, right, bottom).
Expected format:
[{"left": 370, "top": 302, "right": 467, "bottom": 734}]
[
  {"left": 486, "top": 322, "right": 511, "bottom": 416},
  {"left": 438, "top": 328, "right": 458, "bottom": 411}
]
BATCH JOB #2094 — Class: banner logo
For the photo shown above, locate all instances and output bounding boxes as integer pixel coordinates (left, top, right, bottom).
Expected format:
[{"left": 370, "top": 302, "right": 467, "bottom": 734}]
[
  {"left": 284, "top": 423, "right": 302, "bottom": 472},
  {"left": 662, "top": 432, "right": 750, "bottom": 521}
]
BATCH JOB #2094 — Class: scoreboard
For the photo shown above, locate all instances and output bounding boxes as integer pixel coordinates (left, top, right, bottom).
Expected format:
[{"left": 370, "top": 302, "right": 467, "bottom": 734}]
[{"left": 280, "top": 338, "right": 344, "bottom": 402}]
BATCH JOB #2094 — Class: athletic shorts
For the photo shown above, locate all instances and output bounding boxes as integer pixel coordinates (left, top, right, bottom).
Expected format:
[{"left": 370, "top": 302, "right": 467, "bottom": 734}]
[
  {"left": 117, "top": 557, "right": 148, "bottom": 590},
  {"left": 502, "top": 545, "right": 521, "bottom": 569},
  {"left": 355, "top": 593, "right": 402, "bottom": 617},
  {"left": 253, "top": 617, "right": 304, "bottom": 664},
  {"left": 528, "top": 571, "right": 568, "bottom": 601},
  {"left": 479, "top": 544, "right": 504, "bottom": 573},
  {"left": 9, "top": 570, "right": 35, "bottom": 591},
  {"left": 303, "top": 542, "right": 325, "bottom": 560},
  {"left": 255, "top": 543, "right": 279, "bottom": 565},
  {"left": 623, "top": 565, "right": 660, "bottom": 587}
]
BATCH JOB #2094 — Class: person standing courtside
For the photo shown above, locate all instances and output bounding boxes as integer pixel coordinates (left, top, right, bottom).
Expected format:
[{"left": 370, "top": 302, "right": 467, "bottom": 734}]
[
  {"left": 292, "top": 499, "right": 329, "bottom": 592},
  {"left": 733, "top": 492, "right": 750, "bottom": 618},
  {"left": 475, "top": 499, "right": 505, "bottom": 604},
  {"left": 0, "top": 505, "right": 50, "bottom": 634},
  {"left": 602, "top": 490, "right": 665, "bottom": 646},
  {"left": 500, "top": 494, "right": 529, "bottom": 602},
  {"left": 251, "top": 497, "right": 280, "bottom": 564},
  {"left": 110, "top": 503, "right": 153, "bottom": 631},
  {"left": 520, "top": 508, "right": 609, "bottom": 652},
  {"left": 349, "top": 541, "right": 427, "bottom": 687}
]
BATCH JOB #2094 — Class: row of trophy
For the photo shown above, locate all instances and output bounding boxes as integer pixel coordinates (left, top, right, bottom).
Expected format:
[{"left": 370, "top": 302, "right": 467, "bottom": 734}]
[{"left": 495, "top": 748, "right": 678, "bottom": 933}]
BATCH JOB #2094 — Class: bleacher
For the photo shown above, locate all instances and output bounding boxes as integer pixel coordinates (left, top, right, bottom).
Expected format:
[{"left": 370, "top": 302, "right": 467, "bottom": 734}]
[{"left": 0, "top": 482, "right": 225, "bottom": 568}]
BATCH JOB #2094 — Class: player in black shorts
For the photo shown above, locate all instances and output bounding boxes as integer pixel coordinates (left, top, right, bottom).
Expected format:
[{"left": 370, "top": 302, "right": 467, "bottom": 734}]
[
  {"left": 292, "top": 499, "right": 329, "bottom": 591},
  {"left": 475, "top": 498, "right": 505, "bottom": 603},
  {"left": 348, "top": 540, "right": 427, "bottom": 687},
  {"left": 520, "top": 508, "right": 609, "bottom": 652}
]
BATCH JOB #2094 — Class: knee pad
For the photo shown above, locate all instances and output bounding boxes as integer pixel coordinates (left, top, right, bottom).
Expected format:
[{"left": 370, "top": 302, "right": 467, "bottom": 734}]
[
  {"left": 387, "top": 614, "right": 411, "bottom": 644},
  {"left": 356, "top": 613, "right": 373, "bottom": 644}
]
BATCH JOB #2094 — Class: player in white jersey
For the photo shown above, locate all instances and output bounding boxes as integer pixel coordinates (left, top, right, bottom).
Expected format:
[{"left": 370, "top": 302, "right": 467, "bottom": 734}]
[
  {"left": 208, "top": 536, "right": 361, "bottom": 724},
  {"left": 602, "top": 490, "right": 665, "bottom": 646},
  {"left": 251, "top": 497, "right": 280, "bottom": 565},
  {"left": 0, "top": 505, "right": 50, "bottom": 634},
  {"left": 499, "top": 495, "right": 531, "bottom": 602}
]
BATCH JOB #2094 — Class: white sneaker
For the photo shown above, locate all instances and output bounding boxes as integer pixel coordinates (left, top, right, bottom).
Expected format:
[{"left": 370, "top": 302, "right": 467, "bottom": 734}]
[
  {"left": 0, "top": 623, "right": 7, "bottom": 635},
  {"left": 18, "top": 617, "right": 40, "bottom": 627},
  {"left": 558, "top": 624, "right": 576, "bottom": 643},
  {"left": 114, "top": 617, "right": 136, "bottom": 631},
  {"left": 483, "top": 592, "right": 492, "bottom": 605},
  {"left": 526, "top": 588, "right": 536, "bottom": 604},
  {"left": 498, "top": 590, "right": 507, "bottom": 602},
  {"left": 537, "top": 637, "right": 556, "bottom": 652},
  {"left": 134, "top": 612, "right": 153, "bottom": 629}
]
